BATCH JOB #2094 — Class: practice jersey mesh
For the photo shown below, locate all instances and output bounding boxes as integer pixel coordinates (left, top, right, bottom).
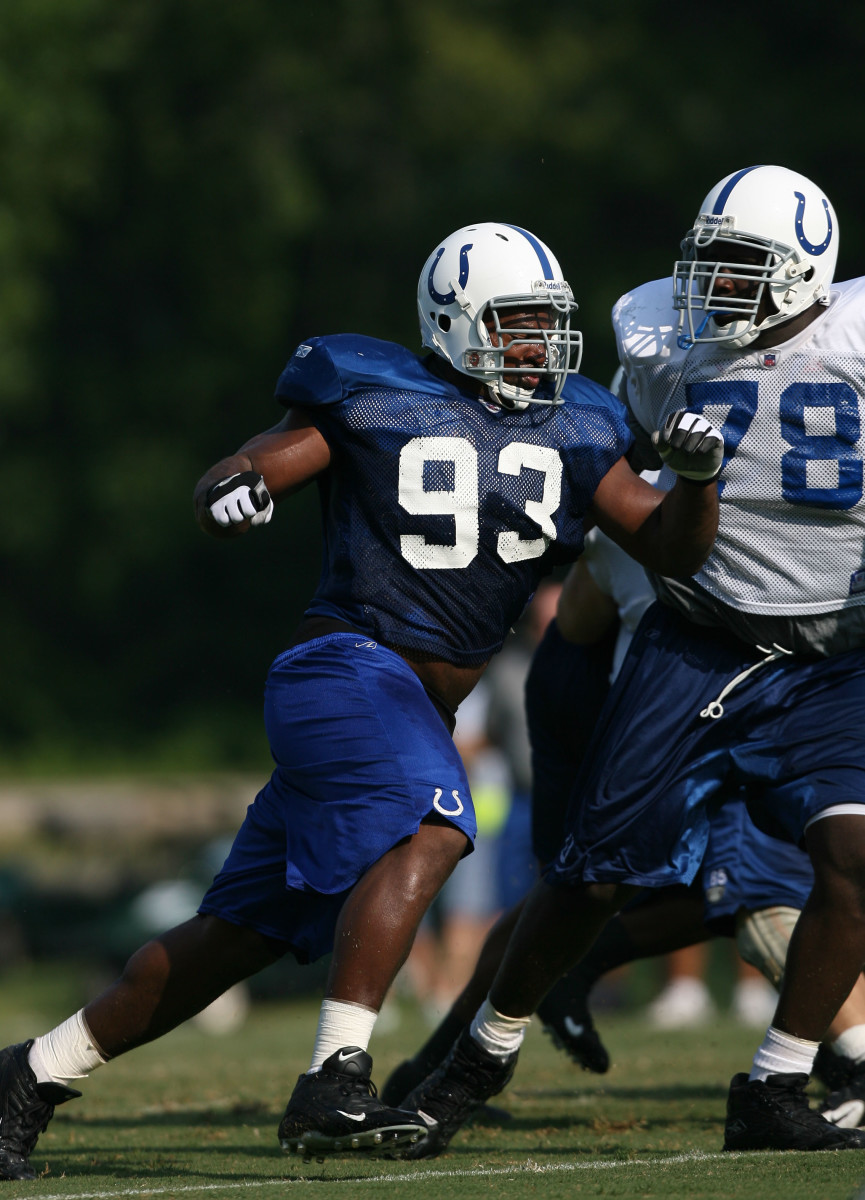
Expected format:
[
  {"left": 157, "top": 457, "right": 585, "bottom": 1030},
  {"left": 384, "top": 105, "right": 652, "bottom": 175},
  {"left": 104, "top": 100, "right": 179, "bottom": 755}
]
[
  {"left": 275, "top": 334, "right": 631, "bottom": 665},
  {"left": 615, "top": 277, "right": 865, "bottom": 617}
]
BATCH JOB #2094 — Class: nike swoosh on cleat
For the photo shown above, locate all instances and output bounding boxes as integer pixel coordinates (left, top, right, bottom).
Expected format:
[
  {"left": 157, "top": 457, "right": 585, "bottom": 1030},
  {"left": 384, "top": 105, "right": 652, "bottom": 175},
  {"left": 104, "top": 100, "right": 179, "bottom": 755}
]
[
  {"left": 563, "top": 1017, "right": 585, "bottom": 1037},
  {"left": 336, "top": 1111, "right": 367, "bottom": 1122},
  {"left": 336, "top": 1049, "right": 361, "bottom": 1062},
  {"left": 416, "top": 1109, "right": 438, "bottom": 1128}
]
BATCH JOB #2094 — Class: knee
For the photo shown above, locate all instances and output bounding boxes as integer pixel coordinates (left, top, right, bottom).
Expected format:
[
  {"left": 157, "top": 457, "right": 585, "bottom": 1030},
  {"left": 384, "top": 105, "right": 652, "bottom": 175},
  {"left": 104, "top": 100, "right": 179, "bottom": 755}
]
[
  {"left": 547, "top": 879, "right": 632, "bottom": 923},
  {"left": 806, "top": 817, "right": 865, "bottom": 918},
  {"left": 582, "top": 880, "right": 633, "bottom": 918}
]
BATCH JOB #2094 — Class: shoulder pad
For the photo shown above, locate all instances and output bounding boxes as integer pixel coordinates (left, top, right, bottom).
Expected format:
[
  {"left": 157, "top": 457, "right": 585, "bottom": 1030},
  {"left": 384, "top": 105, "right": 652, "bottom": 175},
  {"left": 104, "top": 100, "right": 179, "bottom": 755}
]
[{"left": 274, "top": 335, "right": 453, "bottom": 407}]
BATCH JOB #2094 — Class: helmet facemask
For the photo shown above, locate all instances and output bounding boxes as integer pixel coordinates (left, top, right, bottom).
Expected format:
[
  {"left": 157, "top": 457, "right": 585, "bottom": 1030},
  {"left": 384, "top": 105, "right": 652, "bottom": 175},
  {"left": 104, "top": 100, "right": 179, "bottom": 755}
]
[
  {"left": 674, "top": 224, "right": 811, "bottom": 349},
  {"left": 465, "top": 286, "right": 582, "bottom": 410}
]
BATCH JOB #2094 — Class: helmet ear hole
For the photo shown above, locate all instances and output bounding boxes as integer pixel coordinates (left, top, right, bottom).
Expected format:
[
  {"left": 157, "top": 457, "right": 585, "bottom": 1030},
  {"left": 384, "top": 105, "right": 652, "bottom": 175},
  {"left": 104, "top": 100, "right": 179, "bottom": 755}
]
[{"left": 437, "top": 314, "right": 451, "bottom": 332}]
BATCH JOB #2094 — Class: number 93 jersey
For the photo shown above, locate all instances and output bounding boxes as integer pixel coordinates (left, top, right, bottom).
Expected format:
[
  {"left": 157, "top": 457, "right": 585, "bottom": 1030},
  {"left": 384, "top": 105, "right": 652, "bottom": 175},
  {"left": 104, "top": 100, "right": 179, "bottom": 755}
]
[
  {"left": 275, "top": 334, "right": 631, "bottom": 666},
  {"left": 614, "top": 276, "right": 865, "bottom": 617}
]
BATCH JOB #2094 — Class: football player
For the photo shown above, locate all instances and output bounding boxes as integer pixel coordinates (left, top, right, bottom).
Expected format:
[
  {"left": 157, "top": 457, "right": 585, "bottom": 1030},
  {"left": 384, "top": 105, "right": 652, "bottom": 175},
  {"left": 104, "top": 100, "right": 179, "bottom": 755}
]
[
  {"left": 400, "top": 168, "right": 865, "bottom": 1156},
  {"left": 0, "top": 223, "right": 721, "bottom": 1179},
  {"left": 382, "top": 528, "right": 865, "bottom": 1133}
]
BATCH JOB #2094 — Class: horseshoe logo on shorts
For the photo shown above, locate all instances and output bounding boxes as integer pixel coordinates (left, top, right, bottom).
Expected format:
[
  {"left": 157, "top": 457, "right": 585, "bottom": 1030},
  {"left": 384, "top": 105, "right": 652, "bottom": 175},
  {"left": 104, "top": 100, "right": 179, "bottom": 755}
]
[{"left": 433, "top": 787, "right": 464, "bottom": 817}]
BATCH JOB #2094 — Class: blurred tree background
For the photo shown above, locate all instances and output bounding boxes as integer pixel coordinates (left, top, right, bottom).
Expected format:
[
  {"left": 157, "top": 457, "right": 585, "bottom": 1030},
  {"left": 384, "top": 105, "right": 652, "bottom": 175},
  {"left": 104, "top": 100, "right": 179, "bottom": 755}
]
[{"left": 2, "top": 0, "right": 864, "bottom": 776}]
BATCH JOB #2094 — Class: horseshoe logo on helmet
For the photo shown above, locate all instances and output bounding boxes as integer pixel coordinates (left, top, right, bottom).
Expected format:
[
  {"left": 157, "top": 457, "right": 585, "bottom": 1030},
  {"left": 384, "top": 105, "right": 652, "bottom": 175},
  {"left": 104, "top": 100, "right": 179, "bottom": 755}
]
[
  {"left": 427, "top": 243, "right": 472, "bottom": 305},
  {"left": 793, "top": 192, "right": 833, "bottom": 256}
]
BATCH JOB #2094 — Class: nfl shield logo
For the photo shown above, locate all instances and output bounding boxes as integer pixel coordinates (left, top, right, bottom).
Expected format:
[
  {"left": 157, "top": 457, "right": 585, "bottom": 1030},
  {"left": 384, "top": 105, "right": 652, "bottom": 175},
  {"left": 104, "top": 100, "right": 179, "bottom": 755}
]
[
  {"left": 762, "top": 352, "right": 777, "bottom": 368},
  {"left": 850, "top": 569, "right": 865, "bottom": 596}
]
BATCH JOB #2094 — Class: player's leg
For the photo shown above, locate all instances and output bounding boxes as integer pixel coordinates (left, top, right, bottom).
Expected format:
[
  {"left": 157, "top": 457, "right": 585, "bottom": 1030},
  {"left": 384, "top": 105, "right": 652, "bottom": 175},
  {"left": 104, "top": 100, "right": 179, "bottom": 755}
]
[
  {"left": 722, "top": 651, "right": 865, "bottom": 1152},
  {"left": 398, "top": 875, "right": 639, "bottom": 1157},
  {"left": 271, "top": 636, "right": 478, "bottom": 1158},
  {"left": 524, "top": 618, "right": 622, "bottom": 1070},
  {"left": 84, "top": 914, "right": 283, "bottom": 1053},
  {"left": 725, "top": 813, "right": 865, "bottom": 1153},
  {"left": 772, "top": 814, "right": 865, "bottom": 1041},
  {"left": 538, "top": 882, "right": 706, "bottom": 1069},
  {"left": 278, "top": 818, "right": 469, "bottom": 1161},
  {"left": 0, "top": 911, "right": 285, "bottom": 1181},
  {"left": 384, "top": 882, "right": 702, "bottom": 1105},
  {"left": 381, "top": 898, "right": 523, "bottom": 1105},
  {"left": 324, "top": 818, "right": 470, "bottom": 1008}
]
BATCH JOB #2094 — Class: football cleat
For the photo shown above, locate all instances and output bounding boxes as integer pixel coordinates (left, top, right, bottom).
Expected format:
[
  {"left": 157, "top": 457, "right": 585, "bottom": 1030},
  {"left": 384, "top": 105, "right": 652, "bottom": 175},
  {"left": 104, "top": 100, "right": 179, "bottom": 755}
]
[
  {"left": 402, "top": 1029, "right": 518, "bottom": 1159},
  {"left": 536, "top": 984, "right": 610, "bottom": 1074},
  {"left": 723, "top": 1071, "right": 865, "bottom": 1151},
  {"left": 278, "top": 1047, "right": 427, "bottom": 1161},
  {"left": 381, "top": 1052, "right": 512, "bottom": 1123},
  {"left": 380, "top": 1055, "right": 429, "bottom": 1108},
  {"left": 813, "top": 1044, "right": 859, "bottom": 1093},
  {"left": 0, "top": 1041, "right": 81, "bottom": 1180},
  {"left": 818, "top": 1057, "right": 865, "bottom": 1129}
]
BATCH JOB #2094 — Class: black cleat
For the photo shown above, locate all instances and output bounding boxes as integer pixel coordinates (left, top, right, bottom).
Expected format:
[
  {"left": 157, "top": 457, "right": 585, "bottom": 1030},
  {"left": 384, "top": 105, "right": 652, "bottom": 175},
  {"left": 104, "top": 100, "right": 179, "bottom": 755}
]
[
  {"left": 536, "top": 990, "right": 610, "bottom": 1075},
  {"left": 818, "top": 1058, "right": 865, "bottom": 1129},
  {"left": 380, "top": 1056, "right": 428, "bottom": 1108},
  {"left": 278, "top": 1047, "right": 427, "bottom": 1161},
  {"left": 381, "top": 1055, "right": 511, "bottom": 1123},
  {"left": 812, "top": 1044, "right": 854, "bottom": 1092},
  {"left": 0, "top": 1041, "right": 81, "bottom": 1181},
  {"left": 402, "top": 1029, "right": 518, "bottom": 1159},
  {"left": 723, "top": 1071, "right": 865, "bottom": 1151}
]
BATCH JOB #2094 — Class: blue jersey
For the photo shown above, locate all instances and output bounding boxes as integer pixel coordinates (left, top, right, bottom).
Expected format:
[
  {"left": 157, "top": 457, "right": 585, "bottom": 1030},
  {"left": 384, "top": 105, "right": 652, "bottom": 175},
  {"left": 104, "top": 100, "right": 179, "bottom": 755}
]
[{"left": 275, "top": 335, "right": 631, "bottom": 666}]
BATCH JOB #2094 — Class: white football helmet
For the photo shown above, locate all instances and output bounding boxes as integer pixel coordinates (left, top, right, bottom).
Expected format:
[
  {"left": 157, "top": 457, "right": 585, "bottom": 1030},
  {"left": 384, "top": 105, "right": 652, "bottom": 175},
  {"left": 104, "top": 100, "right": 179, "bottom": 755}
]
[
  {"left": 417, "top": 222, "right": 582, "bottom": 408},
  {"left": 674, "top": 165, "right": 838, "bottom": 349}
]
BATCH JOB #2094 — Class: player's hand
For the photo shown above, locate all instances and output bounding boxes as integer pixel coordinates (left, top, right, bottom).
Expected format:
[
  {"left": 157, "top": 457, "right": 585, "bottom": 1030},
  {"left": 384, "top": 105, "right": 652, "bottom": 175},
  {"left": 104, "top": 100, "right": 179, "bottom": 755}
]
[
  {"left": 205, "top": 471, "right": 273, "bottom": 527},
  {"left": 651, "top": 411, "right": 724, "bottom": 482}
]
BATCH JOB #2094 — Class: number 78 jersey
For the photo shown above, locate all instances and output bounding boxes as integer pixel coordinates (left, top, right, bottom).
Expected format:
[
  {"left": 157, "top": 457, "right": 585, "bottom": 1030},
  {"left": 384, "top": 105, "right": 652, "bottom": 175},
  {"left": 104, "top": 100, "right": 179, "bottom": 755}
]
[
  {"left": 275, "top": 334, "right": 631, "bottom": 666},
  {"left": 614, "top": 276, "right": 865, "bottom": 618}
]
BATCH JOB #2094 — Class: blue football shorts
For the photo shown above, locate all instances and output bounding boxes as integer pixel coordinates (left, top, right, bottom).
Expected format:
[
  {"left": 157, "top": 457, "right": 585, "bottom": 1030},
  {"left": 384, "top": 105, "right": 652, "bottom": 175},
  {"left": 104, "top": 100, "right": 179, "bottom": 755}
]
[
  {"left": 700, "top": 791, "right": 814, "bottom": 935},
  {"left": 551, "top": 601, "right": 865, "bottom": 891},
  {"left": 198, "top": 633, "right": 476, "bottom": 963}
]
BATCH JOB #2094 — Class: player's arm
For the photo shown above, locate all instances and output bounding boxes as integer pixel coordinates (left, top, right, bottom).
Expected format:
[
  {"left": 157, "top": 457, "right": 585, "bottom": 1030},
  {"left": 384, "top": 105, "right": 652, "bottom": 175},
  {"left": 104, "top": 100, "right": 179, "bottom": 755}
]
[
  {"left": 193, "top": 408, "right": 332, "bottom": 538},
  {"left": 588, "top": 411, "right": 722, "bottom": 578},
  {"left": 556, "top": 559, "right": 618, "bottom": 645}
]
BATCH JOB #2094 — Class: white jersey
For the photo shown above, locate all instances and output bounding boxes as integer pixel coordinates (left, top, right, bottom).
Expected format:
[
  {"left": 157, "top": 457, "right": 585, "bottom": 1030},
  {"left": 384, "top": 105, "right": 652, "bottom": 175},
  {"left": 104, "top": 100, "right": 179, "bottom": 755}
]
[{"left": 614, "top": 276, "right": 865, "bottom": 630}]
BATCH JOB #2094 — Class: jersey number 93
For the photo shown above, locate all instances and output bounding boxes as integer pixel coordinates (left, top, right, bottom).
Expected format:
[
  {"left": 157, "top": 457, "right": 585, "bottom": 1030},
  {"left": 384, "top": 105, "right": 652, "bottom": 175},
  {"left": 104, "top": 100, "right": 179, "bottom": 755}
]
[{"left": 398, "top": 435, "right": 562, "bottom": 568}]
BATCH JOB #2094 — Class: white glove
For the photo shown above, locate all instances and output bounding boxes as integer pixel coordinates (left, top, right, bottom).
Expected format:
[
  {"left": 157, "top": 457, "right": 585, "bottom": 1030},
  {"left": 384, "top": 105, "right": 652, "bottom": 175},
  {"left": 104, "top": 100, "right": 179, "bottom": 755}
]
[
  {"left": 651, "top": 411, "right": 724, "bottom": 482},
  {"left": 206, "top": 471, "right": 273, "bottom": 527}
]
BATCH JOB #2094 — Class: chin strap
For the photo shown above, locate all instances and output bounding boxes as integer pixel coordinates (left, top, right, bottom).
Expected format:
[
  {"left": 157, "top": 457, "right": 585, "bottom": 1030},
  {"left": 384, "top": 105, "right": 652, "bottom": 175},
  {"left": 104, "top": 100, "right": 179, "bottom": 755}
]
[{"left": 677, "top": 310, "right": 742, "bottom": 350}]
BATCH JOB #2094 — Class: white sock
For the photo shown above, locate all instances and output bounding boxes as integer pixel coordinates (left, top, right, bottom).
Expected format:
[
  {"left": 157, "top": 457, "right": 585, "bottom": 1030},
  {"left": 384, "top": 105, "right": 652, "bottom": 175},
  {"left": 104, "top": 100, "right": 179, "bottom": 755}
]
[
  {"left": 830, "top": 1024, "right": 865, "bottom": 1064},
  {"left": 470, "top": 997, "right": 531, "bottom": 1061},
  {"left": 28, "top": 1010, "right": 109, "bottom": 1085},
  {"left": 308, "top": 999, "right": 378, "bottom": 1073},
  {"left": 749, "top": 1025, "right": 818, "bottom": 1081}
]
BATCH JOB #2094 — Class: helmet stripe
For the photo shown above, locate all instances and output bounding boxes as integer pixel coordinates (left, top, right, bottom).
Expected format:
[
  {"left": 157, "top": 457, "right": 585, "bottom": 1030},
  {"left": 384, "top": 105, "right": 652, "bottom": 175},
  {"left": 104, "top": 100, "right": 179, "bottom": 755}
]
[
  {"left": 711, "top": 165, "right": 764, "bottom": 214},
  {"left": 502, "top": 223, "right": 554, "bottom": 279}
]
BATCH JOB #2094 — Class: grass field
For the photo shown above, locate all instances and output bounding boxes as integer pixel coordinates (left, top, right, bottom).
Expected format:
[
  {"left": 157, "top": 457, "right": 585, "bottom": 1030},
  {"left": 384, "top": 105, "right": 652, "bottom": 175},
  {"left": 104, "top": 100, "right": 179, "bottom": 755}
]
[{"left": 2, "top": 965, "right": 865, "bottom": 1200}]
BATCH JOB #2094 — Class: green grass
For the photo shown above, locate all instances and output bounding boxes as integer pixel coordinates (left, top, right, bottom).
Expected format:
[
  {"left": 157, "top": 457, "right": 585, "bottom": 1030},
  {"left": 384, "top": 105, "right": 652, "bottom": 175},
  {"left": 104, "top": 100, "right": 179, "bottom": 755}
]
[{"left": 1, "top": 971, "right": 865, "bottom": 1200}]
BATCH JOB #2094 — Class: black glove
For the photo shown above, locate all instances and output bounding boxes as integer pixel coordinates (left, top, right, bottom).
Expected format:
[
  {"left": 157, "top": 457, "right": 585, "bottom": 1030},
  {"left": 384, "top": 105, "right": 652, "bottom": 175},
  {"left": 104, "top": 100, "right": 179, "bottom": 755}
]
[
  {"left": 206, "top": 471, "right": 273, "bottom": 527},
  {"left": 651, "top": 411, "right": 724, "bottom": 482}
]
